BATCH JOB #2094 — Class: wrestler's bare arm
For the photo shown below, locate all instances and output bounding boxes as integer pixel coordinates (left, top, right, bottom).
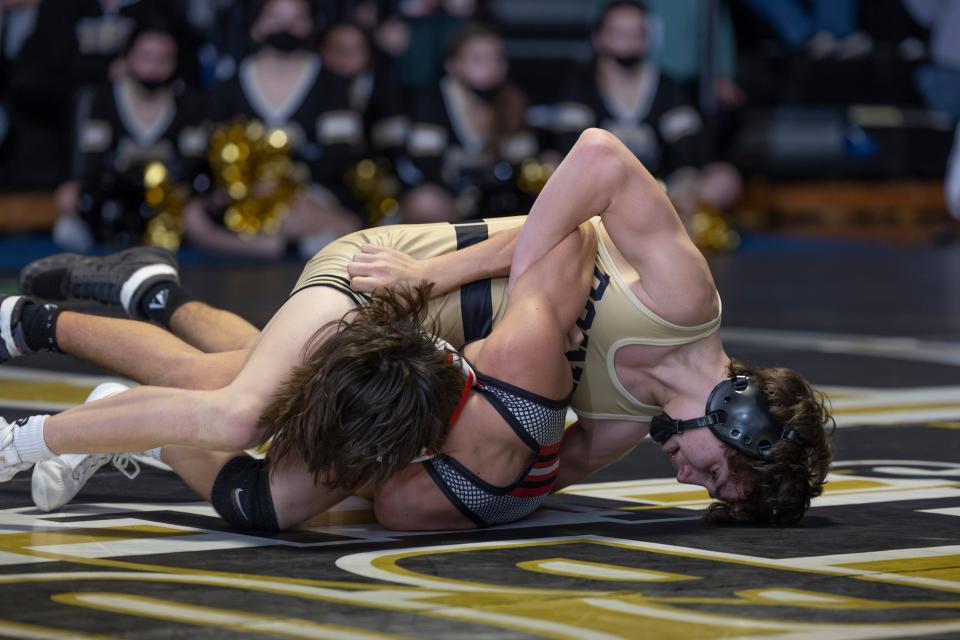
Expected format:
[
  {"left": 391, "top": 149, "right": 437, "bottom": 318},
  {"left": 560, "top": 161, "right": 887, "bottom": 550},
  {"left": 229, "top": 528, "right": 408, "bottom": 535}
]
[
  {"left": 553, "top": 415, "right": 649, "bottom": 490},
  {"left": 48, "top": 229, "right": 521, "bottom": 402},
  {"left": 511, "top": 129, "right": 717, "bottom": 486},
  {"left": 373, "top": 224, "right": 597, "bottom": 530},
  {"left": 55, "top": 225, "right": 521, "bottom": 396},
  {"left": 139, "top": 230, "right": 571, "bottom": 531},
  {"left": 511, "top": 129, "right": 714, "bottom": 318},
  {"left": 348, "top": 225, "right": 520, "bottom": 296},
  {"left": 511, "top": 128, "right": 674, "bottom": 273}
]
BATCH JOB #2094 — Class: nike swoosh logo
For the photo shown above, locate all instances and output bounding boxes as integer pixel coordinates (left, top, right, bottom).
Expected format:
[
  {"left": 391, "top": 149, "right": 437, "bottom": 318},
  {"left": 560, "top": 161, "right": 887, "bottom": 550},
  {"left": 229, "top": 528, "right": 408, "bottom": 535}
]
[{"left": 231, "top": 488, "right": 249, "bottom": 522}]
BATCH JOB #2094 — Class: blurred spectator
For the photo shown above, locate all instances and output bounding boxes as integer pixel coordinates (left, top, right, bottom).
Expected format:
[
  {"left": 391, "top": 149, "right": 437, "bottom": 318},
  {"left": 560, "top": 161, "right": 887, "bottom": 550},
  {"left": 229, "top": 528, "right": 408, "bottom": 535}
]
[
  {"left": 14, "top": 0, "right": 196, "bottom": 102},
  {"left": 642, "top": 0, "right": 744, "bottom": 109},
  {"left": 742, "top": 0, "right": 872, "bottom": 59},
  {"left": 377, "top": 0, "right": 480, "bottom": 93},
  {"left": 0, "top": 0, "right": 39, "bottom": 72},
  {"left": 0, "top": 0, "right": 41, "bottom": 187},
  {"left": 947, "top": 124, "right": 960, "bottom": 220},
  {"left": 319, "top": 21, "right": 408, "bottom": 160},
  {"left": 184, "top": 0, "right": 362, "bottom": 259},
  {"left": 2, "top": 0, "right": 196, "bottom": 189},
  {"left": 52, "top": 19, "right": 205, "bottom": 251},
  {"left": 553, "top": 1, "right": 741, "bottom": 228},
  {"left": 903, "top": 0, "right": 960, "bottom": 119},
  {"left": 204, "top": 0, "right": 293, "bottom": 85},
  {"left": 400, "top": 22, "right": 540, "bottom": 222}
]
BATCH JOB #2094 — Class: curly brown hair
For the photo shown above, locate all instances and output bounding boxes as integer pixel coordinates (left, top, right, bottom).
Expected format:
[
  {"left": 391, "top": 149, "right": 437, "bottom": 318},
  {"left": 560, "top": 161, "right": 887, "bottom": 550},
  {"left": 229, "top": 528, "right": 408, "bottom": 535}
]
[
  {"left": 704, "top": 360, "right": 835, "bottom": 526},
  {"left": 255, "top": 284, "right": 465, "bottom": 491}
]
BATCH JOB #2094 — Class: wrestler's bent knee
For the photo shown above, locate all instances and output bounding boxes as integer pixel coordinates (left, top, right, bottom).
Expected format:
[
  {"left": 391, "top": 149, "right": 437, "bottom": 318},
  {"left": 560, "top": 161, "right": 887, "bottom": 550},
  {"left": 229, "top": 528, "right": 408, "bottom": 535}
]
[{"left": 210, "top": 456, "right": 279, "bottom": 532}]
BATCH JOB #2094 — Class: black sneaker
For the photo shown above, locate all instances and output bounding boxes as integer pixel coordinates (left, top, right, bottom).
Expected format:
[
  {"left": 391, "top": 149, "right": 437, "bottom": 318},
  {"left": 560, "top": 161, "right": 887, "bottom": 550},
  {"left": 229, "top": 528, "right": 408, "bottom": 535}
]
[
  {"left": 0, "top": 295, "right": 31, "bottom": 362},
  {"left": 19, "top": 247, "right": 179, "bottom": 320}
]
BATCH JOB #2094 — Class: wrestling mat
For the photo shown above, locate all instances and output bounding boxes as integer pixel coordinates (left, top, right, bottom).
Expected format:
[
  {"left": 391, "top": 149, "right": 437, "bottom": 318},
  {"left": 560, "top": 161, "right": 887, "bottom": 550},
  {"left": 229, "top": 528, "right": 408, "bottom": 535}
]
[{"left": 0, "top": 246, "right": 957, "bottom": 640}]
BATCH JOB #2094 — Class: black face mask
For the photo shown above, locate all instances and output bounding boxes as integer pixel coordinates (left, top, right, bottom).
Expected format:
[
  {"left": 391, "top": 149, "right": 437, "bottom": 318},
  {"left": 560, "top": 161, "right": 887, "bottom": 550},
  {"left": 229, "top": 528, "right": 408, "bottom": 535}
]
[
  {"left": 468, "top": 84, "right": 501, "bottom": 103},
  {"left": 264, "top": 31, "right": 309, "bottom": 53},
  {"left": 133, "top": 77, "right": 172, "bottom": 94},
  {"left": 611, "top": 53, "right": 644, "bottom": 70}
]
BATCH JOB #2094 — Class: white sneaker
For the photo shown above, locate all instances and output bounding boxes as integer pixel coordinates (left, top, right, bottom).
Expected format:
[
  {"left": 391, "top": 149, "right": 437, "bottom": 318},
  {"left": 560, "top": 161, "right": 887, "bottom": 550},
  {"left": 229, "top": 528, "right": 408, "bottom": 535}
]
[
  {"left": 0, "top": 417, "right": 35, "bottom": 482},
  {"left": 31, "top": 382, "right": 139, "bottom": 512},
  {"left": 32, "top": 452, "right": 141, "bottom": 512}
]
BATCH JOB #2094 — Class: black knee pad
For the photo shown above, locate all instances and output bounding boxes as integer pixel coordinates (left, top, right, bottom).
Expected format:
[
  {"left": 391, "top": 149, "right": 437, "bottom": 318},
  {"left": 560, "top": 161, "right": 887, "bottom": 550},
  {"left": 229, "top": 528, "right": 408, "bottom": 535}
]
[{"left": 210, "top": 456, "right": 280, "bottom": 532}]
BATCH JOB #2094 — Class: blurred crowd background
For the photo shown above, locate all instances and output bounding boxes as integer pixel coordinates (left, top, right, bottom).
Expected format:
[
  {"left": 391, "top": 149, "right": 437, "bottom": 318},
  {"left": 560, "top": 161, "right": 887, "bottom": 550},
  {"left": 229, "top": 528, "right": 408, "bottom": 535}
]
[{"left": 0, "top": 0, "right": 958, "bottom": 262}]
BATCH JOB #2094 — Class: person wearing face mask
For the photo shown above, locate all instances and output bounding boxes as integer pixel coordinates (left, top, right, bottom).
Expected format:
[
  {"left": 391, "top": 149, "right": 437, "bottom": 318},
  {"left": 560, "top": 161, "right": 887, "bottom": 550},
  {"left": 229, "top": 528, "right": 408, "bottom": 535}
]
[
  {"left": 184, "top": 0, "right": 363, "bottom": 260},
  {"left": 319, "top": 22, "right": 409, "bottom": 164},
  {"left": 1, "top": 0, "right": 196, "bottom": 189},
  {"left": 400, "top": 23, "right": 540, "bottom": 223},
  {"left": 52, "top": 19, "right": 207, "bottom": 251},
  {"left": 553, "top": 1, "right": 742, "bottom": 232}
]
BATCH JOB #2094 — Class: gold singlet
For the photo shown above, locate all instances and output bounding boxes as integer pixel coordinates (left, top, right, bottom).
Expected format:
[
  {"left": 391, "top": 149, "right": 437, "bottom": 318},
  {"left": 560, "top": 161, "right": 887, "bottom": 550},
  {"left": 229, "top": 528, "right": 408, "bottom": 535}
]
[
  {"left": 567, "top": 219, "right": 722, "bottom": 422},
  {"left": 292, "top": 217, "right": 524, "bottom": 347},
  {"left": 292, "top": 216, "right": 722, "bottom": 422}
]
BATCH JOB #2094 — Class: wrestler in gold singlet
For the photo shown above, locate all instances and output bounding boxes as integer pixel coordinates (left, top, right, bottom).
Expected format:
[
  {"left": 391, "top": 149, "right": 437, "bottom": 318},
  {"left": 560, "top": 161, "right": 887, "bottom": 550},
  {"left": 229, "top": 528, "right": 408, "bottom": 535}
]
[{"left": 292, "top": 216, "right": 721, "bottom": 422}]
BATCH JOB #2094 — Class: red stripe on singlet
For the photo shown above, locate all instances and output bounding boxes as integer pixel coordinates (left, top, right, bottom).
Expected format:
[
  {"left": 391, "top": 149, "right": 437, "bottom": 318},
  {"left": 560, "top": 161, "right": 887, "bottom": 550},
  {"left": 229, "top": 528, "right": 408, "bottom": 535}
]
[
  {"left": 447, "top": 371, "right": 475, "bottom": 433},
  {"left": 522, "top": 469, "right": 559, "bottom": 485},
  {"left": 538, "top": 442, "right": 561, "bottom": 457},
  {"left": 533, "top": 456, "right": 557, "bottom": 469}
]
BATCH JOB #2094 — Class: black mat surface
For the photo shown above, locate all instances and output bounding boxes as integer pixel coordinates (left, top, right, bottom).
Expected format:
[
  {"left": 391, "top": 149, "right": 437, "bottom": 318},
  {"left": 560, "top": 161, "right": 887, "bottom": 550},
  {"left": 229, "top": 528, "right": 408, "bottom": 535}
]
[{"left": 0, "top": 245, "right": 957, "bottom": 639}]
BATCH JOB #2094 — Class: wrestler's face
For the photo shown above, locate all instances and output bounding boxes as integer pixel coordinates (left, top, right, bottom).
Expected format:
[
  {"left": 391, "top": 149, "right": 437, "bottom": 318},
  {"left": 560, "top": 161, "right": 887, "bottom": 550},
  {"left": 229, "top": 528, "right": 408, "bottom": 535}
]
[
  {"left": 251, "top": 0, "right": 313, "bottom": 43},
  {"left": 446, "top": 35, "right": 508, "bottom": 92},
  {"left": 126, "top": 32, "right": 178, "bottom": 85},
  {"left": 661, "top": 428, "right": 742, "bottom": 501},
  {"left": 321, "top": 25, "right": 370, "bottom": 78},
  {"left": 593, "top": 6, "right": 651, "bottom": 60}
]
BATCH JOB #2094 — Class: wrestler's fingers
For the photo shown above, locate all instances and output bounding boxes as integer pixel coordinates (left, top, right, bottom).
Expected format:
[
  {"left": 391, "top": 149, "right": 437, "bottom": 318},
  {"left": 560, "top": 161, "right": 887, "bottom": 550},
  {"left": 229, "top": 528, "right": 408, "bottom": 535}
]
[
  {"left": 350, "top": 252, "right": 378, "bottom": 264},
  {"left": 349, "top": 276, "right": 380, "bottom": 292},
  {"left": 346, "top": 261, "right": 374, "bottom": 277},
  {"left": 362, "top": 244, "right": 407, "bottom": 258}
]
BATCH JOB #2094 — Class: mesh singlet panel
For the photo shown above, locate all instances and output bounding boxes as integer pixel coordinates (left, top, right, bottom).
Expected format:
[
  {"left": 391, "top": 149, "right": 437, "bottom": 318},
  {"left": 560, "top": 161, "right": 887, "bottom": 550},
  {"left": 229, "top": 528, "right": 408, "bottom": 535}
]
[
  {"left": 425, "top": 371, "right": 571, "bottom": 527},
  {"left": 473, "top": 374, "right": 569, "bottom": 451},
  {"left": 426, "top": 455, "right": 541, "bottom": 528}
]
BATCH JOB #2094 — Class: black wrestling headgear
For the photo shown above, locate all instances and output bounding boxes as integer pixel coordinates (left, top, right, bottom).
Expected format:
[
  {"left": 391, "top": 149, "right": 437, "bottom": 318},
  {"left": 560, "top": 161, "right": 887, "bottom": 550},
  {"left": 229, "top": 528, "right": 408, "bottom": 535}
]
[{"left": 649, "top": 376, "right": 797, "bottom": 460}]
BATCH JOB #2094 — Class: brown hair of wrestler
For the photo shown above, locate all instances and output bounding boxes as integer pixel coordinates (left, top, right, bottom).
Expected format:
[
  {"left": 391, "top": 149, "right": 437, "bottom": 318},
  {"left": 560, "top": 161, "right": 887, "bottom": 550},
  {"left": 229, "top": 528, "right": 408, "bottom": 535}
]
[
  {"left": 705, "top": 360, "right": 835, "bottom": 526},
  {"left": 256, "top": 284, "right": 465, "bottom": 490}
]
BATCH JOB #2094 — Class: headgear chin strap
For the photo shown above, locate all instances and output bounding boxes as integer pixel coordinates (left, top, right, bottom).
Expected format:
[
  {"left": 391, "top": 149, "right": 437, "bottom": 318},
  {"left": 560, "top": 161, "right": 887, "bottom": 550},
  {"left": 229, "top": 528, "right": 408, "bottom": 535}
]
[{"left": 649, "top": 375, "right": 797, "bottom": 460}]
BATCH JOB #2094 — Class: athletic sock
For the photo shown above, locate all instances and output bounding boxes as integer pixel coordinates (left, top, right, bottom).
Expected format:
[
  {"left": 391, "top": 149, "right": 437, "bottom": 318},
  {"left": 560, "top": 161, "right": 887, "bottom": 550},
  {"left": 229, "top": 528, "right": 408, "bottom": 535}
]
[
  {"left": 12, "top": 415, "right": 54, "bottom": 463},
  {"left": 20, "top": 301, "right": 61, "bottom": 353},
  {"left": 142, "top": 447, "right": 162, "bottom": 461},
  {"left": 137, "top": 282, "right": 193, "bottom": 329}
]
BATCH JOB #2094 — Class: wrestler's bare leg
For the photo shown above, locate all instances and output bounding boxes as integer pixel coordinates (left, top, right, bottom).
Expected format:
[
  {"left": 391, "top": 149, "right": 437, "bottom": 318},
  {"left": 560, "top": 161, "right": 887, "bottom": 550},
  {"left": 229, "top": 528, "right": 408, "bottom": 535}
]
[
  {"left": 41, "top": 287, "right": 355, "bottom": 455},
  {"left": 168, "top": 301, "right": 259, "bottom": 353},
  {"left": 50, "top": 294, "right": 345, "bottom": 527},
  {"left": 56, "top": 311, "right": 246, "bottom": 390},
  {"left": 29, "top": 288, "right": 356, "bottom": 528},
  {"left": 161, "top": 446, "right": 350, "bottom": 529}
]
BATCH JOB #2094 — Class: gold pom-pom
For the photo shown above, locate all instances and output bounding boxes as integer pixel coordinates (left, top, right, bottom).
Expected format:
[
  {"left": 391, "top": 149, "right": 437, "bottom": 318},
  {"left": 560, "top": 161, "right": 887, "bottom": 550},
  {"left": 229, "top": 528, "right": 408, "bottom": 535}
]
[
  {"left": 142, "top": 161, "right": 187, "bottom": 251},
  {"left": 209, "top": 118, "right": 302, "bottom": 236},
  {"left": 692, "top": 204, "right": 740, "bottom": 252}
]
